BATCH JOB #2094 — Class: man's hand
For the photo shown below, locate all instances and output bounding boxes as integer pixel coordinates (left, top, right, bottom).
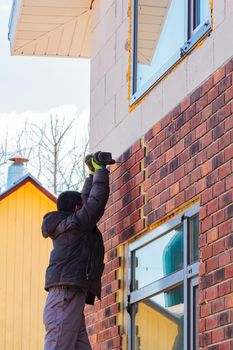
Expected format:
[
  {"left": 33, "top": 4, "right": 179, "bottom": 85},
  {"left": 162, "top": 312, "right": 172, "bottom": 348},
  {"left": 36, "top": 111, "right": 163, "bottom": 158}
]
[
  {"left": 92, "top": 159, "right": 104, "bottom": 170},
  {"left": 85, "top": 154, "right": 95, "bottom": 175},
  {"left": 92, "top": 151, "right": 107, "bottom": 170},
  {"left": 85, "top": 151, "right": 114, "bottom": 174},
  {"left": 91, "top": 159, "right": 104, "bottom": 170}
]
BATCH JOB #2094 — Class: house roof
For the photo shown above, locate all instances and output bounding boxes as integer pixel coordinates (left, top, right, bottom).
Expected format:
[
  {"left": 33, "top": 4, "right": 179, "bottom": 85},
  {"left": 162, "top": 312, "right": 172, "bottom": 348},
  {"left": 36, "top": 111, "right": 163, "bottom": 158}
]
[
  {"left": 0, "top": 173, "right": 57, "bottom": 203},
  {"left": 9, "top": 0, "right": 93, "bottom": 58}
]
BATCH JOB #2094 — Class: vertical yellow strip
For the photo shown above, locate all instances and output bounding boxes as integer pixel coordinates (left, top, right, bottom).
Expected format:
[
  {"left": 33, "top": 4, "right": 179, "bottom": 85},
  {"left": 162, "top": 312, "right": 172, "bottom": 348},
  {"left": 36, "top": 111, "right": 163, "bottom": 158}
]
[
  {"left": 22, "top": 184, "right": 32, "bottom": 350},
  {"left": 5, "top": 194, "right": 16, "bottom": 350},
  {"left": 30, "top": 188, "right": 39, "bottom": 349},
  {"left": 37, "top": 192, "right": 45, "bottom": 350},
  {"left": 13, "top": 187, "right": 24, "bottom": 350},
  {"left": 38, "top": 196, "right": 45, "bottom": 345},
  {"left": 0, "top": 183, "right": 55, "bottom": 350},
  {"left": 0, "top": 199, "right": 8, "bottom": 350}
]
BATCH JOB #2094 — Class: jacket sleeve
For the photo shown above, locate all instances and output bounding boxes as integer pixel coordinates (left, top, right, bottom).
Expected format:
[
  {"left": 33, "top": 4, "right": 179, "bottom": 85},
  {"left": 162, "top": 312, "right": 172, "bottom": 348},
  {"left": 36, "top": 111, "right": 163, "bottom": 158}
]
[
  {"left": 81, "top": 175, "right": 93, "bottom": 205},
  {"left": 72, "top": 168, "right": 110, "bottom": 229}
]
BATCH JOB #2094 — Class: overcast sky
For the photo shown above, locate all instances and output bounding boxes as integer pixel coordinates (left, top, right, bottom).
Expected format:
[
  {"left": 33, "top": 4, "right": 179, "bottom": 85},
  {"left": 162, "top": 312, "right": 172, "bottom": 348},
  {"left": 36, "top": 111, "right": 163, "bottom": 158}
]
[
  {"left": 0, "top": 0, "right": 91, "bottom": 188},
  {"left": 0, "top": 0, "right": 90, "bottom": 134}
]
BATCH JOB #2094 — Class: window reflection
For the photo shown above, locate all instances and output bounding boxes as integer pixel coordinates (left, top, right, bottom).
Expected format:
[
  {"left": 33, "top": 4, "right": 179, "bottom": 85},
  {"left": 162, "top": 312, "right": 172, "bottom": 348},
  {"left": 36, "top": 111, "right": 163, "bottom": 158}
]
[
  {"left": 132, "top": 0, "right": 211, "bottom": 101},
  {"left": 133, "top": 226, "right": 183, "bottom": 290},
  {"left": 134, "top": 285, "right": 184, "bottom": 350},
  {"left": 136, "top": 0, "right": 186, "bottom": 90},
  {"left": 129, "top": 207, "right": 200, "bottom": 350}
]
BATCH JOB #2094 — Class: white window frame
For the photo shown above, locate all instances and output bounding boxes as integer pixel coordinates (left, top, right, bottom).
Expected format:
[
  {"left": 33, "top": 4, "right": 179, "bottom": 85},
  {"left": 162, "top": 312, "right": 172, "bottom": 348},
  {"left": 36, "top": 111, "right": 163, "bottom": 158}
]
[
  {"left": 125, "top": 203, "right": 200, "bottom": 350},
  {"left": 130, "top": 0, "right": 212, "bottom": 105}
]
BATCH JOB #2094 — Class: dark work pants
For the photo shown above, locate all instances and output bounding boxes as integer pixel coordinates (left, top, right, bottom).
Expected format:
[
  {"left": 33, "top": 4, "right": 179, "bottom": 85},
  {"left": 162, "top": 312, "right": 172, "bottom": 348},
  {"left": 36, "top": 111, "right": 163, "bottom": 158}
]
[{"left": 43, "top": 286, "right": 92, "bottom": 350}]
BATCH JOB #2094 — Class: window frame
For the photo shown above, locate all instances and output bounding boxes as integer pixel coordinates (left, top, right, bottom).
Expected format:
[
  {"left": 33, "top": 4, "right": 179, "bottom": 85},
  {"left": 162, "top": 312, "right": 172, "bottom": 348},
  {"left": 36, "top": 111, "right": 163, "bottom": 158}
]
[
  {"left": 126, "top": 203, "right": 200, "bottom": 350},
  {"left": 130, "top": 0, "right": 212, "bottom": 105},
  {"left": 189, "top": 277, "right": 199, "bottom": 350}
]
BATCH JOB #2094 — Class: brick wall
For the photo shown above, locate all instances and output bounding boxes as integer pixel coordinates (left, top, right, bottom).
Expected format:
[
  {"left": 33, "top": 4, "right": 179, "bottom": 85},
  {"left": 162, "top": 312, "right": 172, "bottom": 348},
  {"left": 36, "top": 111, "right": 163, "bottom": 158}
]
[{"left": 85, "top": 57, "right": 233, "bottom": 350}]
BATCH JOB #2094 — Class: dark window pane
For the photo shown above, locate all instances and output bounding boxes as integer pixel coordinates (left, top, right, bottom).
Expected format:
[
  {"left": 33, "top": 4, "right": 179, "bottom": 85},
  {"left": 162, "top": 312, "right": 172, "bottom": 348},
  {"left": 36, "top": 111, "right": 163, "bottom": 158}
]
[
  {"left": 189, "top": 215, "right": 199, "bottom": 264},
  {"left": 133, "top": 226, "right": 183, "bottom": 290},
  {"left": 133, "top": 285, "right": 184, "bottom": 350},
  {"left": 136, "top": 0, "right": 186, "bottom": 91},
  {"left": 193, "top": 0, "right": 200, "bottom": 29}
]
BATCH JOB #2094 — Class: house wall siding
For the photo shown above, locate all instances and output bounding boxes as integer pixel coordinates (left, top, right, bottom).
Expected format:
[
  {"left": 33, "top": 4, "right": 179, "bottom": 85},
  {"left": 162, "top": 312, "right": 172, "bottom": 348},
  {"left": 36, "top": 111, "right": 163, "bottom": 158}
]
[
  {"left": 0, "top": 182, "right": 55, "bottom": 350},
  {"left": 90, "top": 0, "right": 233, "bottom": 159},
  {"left": 85, "top": 57, "right": 233, "bottom": 350}
]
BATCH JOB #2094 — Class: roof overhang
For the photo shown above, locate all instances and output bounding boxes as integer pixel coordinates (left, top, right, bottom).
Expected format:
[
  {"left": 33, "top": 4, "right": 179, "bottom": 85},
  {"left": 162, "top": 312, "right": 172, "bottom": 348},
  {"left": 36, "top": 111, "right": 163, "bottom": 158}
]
[{"left": 9, "top": 0, "right": 93, "bottom": 58}]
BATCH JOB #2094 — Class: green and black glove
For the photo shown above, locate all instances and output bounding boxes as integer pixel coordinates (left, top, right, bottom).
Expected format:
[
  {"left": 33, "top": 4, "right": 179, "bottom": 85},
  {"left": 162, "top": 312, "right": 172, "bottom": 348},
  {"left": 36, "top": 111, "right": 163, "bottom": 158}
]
[
  {"left": 84, "top": 154, "right": 95, "bottom": 175},
  {"left": 92, "top": 151, "right": 104, "bottom": 170},
  {"left": 85, "top": 151, "right": 115, "bottom": 174}
]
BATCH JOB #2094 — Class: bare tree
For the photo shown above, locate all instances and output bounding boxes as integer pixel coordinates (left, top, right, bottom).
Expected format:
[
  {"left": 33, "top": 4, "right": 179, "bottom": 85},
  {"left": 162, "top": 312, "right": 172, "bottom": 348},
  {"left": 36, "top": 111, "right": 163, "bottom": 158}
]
[
  {"left": 15, "top": 122, "right": 33, "bottom": 160},
  {"left": 29, "top": 114, "right": 89, "bottom": 195},
  {"left": 0, "top": 114, "right": 88, "bottom": 194},
  {"left": 0, "top": 131, "right": 9, "bottom": 166}
]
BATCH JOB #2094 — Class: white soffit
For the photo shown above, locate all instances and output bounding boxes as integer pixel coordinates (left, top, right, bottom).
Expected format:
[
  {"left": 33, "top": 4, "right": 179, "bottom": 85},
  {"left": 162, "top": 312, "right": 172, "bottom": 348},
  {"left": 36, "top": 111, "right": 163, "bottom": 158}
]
[
  {"left": 138, "top": 0, "right": 171, "bottom": 65},
  {"left": 9, "top": 0, "right": 93, "bottom": 58}
]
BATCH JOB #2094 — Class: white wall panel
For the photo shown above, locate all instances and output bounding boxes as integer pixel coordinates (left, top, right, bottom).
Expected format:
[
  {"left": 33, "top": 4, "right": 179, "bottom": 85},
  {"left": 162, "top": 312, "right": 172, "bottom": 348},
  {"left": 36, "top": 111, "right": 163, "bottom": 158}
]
[{"left": 90, "top": 0, "right": 233, "bottom": 159}]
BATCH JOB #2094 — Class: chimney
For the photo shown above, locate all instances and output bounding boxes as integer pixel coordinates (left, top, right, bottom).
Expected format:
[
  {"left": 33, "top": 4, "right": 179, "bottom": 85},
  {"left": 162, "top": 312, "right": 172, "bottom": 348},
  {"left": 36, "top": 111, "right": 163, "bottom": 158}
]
[{"left": 7, "top": 156, "right": 29, "bottom": 189}]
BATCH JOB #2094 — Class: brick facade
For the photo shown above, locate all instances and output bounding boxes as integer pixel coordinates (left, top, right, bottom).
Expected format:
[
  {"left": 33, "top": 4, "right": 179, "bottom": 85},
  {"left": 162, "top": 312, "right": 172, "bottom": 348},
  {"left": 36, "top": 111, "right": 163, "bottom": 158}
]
[{"left": 85, "top": 57, "right": 233, "bottom": 350}]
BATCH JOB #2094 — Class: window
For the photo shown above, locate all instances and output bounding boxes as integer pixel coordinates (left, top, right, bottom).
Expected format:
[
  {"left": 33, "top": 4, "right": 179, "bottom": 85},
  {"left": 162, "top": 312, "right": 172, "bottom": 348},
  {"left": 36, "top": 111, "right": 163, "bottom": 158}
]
[
  {"left": 130, "top": 0, "right": 211, "bottom": 103},
  {"left": 127, "top": 204, "right": 200, "bottom": 350}
]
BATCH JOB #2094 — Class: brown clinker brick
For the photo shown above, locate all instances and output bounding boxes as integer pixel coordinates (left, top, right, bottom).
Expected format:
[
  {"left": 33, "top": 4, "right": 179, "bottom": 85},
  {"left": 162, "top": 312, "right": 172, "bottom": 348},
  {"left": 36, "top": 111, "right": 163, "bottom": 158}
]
[
  {"left": 226, "top": 58, "right": 233, "bottom": 74},
  {"left": 212, "top": 95, "right": 225, "bottom": 113},
  {"left": 208, "top": 85, "right": 219, "bottom": 103},
  {"left": 190, "top": 140, "right": 201, "bottom": 156},
  {"left": 196, "top": 94, "right": 208, "bottom": 112},
  {"left": 212, "top": 153, "right": 225, "bottom": 170},
  {"left": 87, "top": 55, "right": 233, "bottom": 350},
  {"left": 226, "top": 204, "right": 233, "bottom": 219},
  {"left": 219, "top": 192, "right": 232, "bottom": 209},
  {"left": 225, "top": 85, "right": 233, "bottom": 102},
  {"left": 218, "top": 75, "right": 232, "bottom": 94},
  {"left": 214, "top": 66, "right": 226, "bottom": 84},
  {"left": 191, "top": 86, "right": 203, "bottom": 104},
  {"left": 213, "top": 123, "right": 225, "bottom": 141}
]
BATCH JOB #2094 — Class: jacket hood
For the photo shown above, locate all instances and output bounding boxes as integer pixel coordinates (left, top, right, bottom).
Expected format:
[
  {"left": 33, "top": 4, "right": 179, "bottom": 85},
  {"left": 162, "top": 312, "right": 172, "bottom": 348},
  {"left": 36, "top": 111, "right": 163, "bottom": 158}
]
[{"left": 42, "top": 211, "right": 71, "bottom": 238}]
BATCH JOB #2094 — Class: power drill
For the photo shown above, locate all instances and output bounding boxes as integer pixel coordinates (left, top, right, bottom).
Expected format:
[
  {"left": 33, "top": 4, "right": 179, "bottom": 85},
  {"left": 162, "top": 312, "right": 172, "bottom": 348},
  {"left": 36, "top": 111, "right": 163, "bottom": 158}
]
[{"left": 92, "top": 151, "right": 116, "bottom": 166}]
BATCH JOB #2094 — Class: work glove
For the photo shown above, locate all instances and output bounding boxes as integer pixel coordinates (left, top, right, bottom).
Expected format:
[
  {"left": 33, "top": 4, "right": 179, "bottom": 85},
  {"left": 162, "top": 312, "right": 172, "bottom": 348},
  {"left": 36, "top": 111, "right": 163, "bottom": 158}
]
[
  {"left": 85, "top": 154, "right": 95, "bottom": 175},
  {"left": 91, "top": 151, "right": 106, "bottom": 170},
  {"left": 91, "top": 159, "right": 104, "bottom": 171}
]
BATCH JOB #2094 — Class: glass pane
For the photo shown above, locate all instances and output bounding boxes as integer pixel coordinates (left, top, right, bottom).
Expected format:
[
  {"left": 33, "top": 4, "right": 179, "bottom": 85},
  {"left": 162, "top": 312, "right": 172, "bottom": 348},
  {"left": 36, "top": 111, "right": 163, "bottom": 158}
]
[
  {"left": 136, "top": 0, "right": 186, "bottom": 91},
  {"left": 133, "top": 226, "right": 183, "bottom": 290},
  {"left": 194, "top": 0, "right": 210, "bottom": 30},
  {"left": 189, "top": 215, "right": 199, "bottom": 264},
  {"left": 194, "top": 286, "right": 199, "bottom": 350},
  {"left": 133, "top": 285, "right": 184, "bottom": 350}
]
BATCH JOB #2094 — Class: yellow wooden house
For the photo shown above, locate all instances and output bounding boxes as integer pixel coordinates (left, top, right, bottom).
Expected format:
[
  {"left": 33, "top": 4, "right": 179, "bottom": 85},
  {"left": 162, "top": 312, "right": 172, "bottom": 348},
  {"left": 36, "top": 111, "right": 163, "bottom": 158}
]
[{"left": 0, "top": 173, "right": 56, "bottom": 350}]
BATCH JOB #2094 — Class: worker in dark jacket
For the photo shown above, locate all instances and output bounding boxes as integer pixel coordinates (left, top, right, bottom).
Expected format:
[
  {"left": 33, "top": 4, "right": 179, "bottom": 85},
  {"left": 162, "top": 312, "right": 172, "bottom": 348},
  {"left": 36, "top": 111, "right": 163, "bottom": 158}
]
[{"left": 42, "top": 154, "right": 110, "bottom": 350}]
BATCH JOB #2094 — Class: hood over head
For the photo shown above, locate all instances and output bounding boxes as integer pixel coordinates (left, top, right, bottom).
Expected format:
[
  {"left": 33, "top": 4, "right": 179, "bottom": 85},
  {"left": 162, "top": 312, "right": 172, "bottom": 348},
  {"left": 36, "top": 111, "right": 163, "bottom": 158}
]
[{"left": 42, "top": 211, "right": 71, "bottom": 238}]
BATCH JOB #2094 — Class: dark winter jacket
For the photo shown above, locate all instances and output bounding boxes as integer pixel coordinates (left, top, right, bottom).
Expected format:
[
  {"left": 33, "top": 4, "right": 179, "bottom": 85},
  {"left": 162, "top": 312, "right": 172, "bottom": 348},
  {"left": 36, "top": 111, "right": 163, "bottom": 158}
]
[{"left": 41, "top": 168, "right": 110, "bottom": 305}]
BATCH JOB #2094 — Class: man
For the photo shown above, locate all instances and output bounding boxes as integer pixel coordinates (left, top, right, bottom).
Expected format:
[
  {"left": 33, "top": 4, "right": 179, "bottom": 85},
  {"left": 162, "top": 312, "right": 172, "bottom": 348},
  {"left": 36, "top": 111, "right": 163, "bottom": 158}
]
[{"left": 42, "top": 154, "right": 110, "bottom": 350}]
